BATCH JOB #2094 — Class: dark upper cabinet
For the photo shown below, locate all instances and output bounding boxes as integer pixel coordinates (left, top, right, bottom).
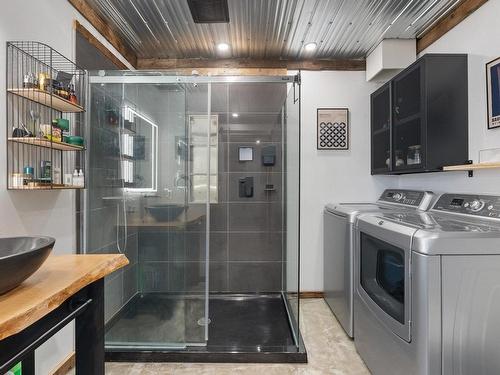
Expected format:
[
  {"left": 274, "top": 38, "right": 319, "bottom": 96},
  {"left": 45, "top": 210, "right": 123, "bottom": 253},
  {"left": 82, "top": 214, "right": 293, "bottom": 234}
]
[
  {"left": 370, "top": 54, "right": 468, "bottom": 175},
  {"left": 371, "top": 84, "right": 391, "bottom": 174}
]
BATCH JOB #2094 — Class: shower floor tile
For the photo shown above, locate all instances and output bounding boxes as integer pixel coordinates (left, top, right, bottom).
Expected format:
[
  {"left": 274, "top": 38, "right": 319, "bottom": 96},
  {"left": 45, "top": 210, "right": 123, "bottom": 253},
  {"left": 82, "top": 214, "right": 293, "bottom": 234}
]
[
  {"left": 207, "top": 294, "right": 295, "bottom": 348},
  {"left": 105, "top": 294, "right": 205, "bottom": 346},
  {"left": 105, "top": 293, "right": 303, "bottom": 362}
]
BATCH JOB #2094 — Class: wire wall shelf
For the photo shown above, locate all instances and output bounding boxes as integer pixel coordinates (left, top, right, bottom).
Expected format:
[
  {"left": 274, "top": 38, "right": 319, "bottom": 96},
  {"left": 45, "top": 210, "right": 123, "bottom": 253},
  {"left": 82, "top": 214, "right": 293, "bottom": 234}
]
[{"left": 6, "top": 41, "right": 87, "bottom": 190}]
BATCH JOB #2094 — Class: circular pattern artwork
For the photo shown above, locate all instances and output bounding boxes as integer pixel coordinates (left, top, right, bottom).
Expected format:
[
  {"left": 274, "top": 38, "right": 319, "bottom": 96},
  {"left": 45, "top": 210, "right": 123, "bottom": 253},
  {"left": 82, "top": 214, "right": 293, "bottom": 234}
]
[
  {"left": 319, "top": 121, "right": 347, "bottom": 149},
  {"left": 317, "top": 108, "right": 349, "bottom": 150}
]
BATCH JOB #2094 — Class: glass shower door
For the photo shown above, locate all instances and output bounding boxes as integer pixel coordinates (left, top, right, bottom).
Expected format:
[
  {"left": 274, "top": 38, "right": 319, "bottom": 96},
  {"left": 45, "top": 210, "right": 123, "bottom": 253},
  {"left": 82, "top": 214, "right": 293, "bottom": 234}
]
[
  {"left": 284, "top": 78, "right": 301, "bottom": 349},
  {"left": 85, "top": 73, "right": 211, "bottom": 350}
]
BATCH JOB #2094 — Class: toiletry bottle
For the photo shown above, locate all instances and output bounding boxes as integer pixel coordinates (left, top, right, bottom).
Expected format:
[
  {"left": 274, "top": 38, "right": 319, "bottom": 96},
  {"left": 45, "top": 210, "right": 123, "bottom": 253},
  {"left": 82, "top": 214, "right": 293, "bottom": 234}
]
[
  {"left": 69, "top": 84, "right": 78, "bottom": 104},
  {"left": 73, "top": 169, "right": 79, "bottom": 187},
  {"left": 53, "top": 167, "right": 61, "bottom": 185},
  {"left": 78, "top": 169, "right": 84, "bottom": 187}
]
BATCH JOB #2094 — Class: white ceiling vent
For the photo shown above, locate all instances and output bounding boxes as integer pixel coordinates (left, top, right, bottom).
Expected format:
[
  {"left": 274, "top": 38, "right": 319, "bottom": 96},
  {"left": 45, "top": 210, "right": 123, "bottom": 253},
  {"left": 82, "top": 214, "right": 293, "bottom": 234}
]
[{"left": 366, "top": 39, "right": 416, "bottom": 82}]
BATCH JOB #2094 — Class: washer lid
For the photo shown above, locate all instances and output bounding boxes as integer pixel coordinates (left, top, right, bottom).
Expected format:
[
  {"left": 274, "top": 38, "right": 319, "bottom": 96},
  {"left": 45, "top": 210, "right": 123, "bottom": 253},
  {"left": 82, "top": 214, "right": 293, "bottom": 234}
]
[
  {"left": 324, "top": 190, "right": 435, "bottom": 223},
  {"left": 361, "top": 211, "right": 500, "bottom": 255},
  {"left": 325, "top": 203, "right": 394, "bottom": 223}
]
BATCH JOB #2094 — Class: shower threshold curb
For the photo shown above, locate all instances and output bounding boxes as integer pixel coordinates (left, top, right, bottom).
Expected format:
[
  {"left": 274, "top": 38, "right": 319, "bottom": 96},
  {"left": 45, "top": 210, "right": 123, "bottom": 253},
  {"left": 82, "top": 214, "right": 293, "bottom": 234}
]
[{"left": 105, "top": 348, "right": 307, "bottom": 364}]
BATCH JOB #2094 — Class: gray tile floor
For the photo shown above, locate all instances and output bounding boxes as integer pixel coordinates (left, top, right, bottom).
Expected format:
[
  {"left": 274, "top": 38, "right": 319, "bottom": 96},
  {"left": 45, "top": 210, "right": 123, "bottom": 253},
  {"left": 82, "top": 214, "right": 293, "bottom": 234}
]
[{"left": 68, "top": 299, "right": 369, "bottom": 374}]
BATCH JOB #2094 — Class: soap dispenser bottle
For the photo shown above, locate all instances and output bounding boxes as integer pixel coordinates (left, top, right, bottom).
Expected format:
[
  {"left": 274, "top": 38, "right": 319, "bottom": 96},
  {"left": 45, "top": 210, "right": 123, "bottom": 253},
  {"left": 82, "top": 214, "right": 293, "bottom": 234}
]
[
  {"left": 78, "top": 169, "right": 84, "bottom": 187},
  {"left": 72, "top": 169, "right": 79, "bottom": 187}
]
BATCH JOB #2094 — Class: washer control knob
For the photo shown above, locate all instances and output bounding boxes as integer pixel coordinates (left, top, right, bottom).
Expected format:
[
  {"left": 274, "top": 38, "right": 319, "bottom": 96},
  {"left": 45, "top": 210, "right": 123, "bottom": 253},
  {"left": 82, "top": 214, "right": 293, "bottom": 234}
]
[
  {"left": 469, "top": 200, "right": 485, "bottom": 212},
  {"left": 393, "top": 193, "right": 403, "bottom": 201}
]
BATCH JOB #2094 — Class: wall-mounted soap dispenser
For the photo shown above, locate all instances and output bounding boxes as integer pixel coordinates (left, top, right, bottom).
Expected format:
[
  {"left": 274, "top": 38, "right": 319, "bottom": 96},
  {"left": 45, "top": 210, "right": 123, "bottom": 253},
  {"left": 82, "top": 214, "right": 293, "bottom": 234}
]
[
  {"left": 262, "top": 145, "right": 276, "bottom": 166},
  {"left": 239, "top": 177, "right": 254, "bottom": 198}
]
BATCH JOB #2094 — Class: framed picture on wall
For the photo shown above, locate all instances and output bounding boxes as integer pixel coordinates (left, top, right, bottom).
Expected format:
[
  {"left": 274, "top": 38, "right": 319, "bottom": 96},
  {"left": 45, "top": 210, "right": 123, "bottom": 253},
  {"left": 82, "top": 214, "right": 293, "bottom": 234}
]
[
  {"left": 317, "top": 108, "right": 349, "bottom": 150},
  {"left": 487, "top": 56, "right": 500, "bottom": 129}
]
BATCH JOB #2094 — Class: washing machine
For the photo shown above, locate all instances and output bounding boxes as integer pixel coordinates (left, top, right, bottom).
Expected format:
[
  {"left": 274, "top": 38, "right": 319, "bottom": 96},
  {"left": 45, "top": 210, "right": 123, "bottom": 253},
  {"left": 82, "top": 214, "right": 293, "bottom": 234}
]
[
  {"left": 354, "top": 193, "right": 500, "bottom": 375},
  {"left": 323, "top": 189, "right": 434, "bottom": 338}
]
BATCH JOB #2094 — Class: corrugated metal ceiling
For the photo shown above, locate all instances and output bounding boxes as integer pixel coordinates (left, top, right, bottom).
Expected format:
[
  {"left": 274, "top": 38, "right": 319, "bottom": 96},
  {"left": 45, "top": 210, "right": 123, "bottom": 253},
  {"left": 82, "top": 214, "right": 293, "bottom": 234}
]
[{"left": 86, "top": 0, "right": 460, "bottom": 60}]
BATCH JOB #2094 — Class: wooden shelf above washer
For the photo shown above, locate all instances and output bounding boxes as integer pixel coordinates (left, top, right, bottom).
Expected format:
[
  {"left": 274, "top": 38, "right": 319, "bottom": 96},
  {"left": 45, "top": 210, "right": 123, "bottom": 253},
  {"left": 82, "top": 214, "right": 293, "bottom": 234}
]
[{"left": 442, "top": 162, "right": 500, "bottom": 171}]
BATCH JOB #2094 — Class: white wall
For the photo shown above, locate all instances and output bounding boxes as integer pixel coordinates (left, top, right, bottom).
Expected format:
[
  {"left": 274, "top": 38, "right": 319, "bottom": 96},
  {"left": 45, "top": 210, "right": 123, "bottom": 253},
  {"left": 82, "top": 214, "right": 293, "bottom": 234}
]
[
  {"left": 0, "top": 1, "right": 130, "bottom": 373},
  {"left": 299, "top": 71, "right": 393, "bottom": 291},
  {"left": 398, "top": 0, "right": 500, "bottom": 193},
  {"left": 300, "top": 0, "right": 500, "bottom": 292}
]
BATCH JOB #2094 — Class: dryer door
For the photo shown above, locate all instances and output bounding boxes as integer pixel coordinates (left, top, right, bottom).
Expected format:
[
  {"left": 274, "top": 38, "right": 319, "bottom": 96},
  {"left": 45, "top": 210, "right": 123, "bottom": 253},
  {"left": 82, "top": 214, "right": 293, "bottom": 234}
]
[{"left": 357, "top": 216, "right": 415, "bottom": 342}]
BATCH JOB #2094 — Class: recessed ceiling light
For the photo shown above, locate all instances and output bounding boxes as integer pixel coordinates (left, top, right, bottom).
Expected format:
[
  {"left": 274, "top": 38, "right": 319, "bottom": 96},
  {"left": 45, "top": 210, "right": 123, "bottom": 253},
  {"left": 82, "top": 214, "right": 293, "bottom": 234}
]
[
  {"left": 217, "top": 42, "right": 230, "bottom": 52},
  {"left": 304, "top": 42, "right": 317, "bottom": 52},
  {"left": 232, "top": 113, "right": 239, "bottom": 118}
]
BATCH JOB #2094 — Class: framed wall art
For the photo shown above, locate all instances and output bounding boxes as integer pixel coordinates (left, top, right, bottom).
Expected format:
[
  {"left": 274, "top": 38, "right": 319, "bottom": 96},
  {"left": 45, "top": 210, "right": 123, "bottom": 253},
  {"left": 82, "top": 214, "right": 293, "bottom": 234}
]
[
  {"left": 317, "top": 108, "right": 349, "bottom": 150},
  {"left": 487, "top": 56, "right": 500, "bottom": 129}
]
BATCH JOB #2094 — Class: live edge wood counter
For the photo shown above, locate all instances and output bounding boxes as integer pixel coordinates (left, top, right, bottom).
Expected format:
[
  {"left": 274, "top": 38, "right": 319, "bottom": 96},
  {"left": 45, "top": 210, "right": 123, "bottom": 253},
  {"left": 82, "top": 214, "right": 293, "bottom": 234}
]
[{"left": 0, "top": 254, "right": 128, "bottom": 375}]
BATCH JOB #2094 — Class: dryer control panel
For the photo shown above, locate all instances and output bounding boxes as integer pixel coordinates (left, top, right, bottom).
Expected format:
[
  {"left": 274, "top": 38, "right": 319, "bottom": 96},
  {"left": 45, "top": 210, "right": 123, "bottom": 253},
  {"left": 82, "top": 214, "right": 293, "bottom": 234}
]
[
  {"left": 378, "top": 189, "right": 434, "bottom": 210},
  {"left": 433, "top": 194, "right": 500, "bottom": 219}
]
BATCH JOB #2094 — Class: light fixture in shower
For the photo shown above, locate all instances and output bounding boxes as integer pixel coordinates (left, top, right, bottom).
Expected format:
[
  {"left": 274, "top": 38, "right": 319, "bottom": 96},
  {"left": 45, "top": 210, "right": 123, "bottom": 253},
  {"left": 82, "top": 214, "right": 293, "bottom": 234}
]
[
  {"left": 232, "top": 113, "right": 239, "bottom": 118},
  {"left": 122, "top": 106, "right": 158, "bottom": 193}
]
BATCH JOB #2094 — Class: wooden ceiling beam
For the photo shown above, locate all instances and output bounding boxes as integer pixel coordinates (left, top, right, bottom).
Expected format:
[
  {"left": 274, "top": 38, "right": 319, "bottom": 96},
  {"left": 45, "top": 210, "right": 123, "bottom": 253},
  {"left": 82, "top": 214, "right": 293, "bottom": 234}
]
[
  {"left": 154, "top": 68, "right": 289, "bottom": 76},
  {"left": 74, "top": 21, "right": 128, "bottom": 70},
  {"left": 137, "top": 58, "right": 366, "bottom": 71},
  {"left": 68, "top": 0, "right": 137, "bottom": 68},
  {"left": 417, "top": 0, "right": 488, "bottom": 53}
]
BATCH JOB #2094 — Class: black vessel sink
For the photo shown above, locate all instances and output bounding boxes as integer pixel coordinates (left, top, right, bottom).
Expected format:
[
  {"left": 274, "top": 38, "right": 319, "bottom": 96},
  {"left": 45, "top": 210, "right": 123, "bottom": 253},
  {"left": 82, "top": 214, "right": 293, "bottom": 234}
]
[
  {"left": 146, "top": 204, "right": 186, "bottom": 222},
  {"left": 0, "top": 236, "right": 55, "bottom": 294}
]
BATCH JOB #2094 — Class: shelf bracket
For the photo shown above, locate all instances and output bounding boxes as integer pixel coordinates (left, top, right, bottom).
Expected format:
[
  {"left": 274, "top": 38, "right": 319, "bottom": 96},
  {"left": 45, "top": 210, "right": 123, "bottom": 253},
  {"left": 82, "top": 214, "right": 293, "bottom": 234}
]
[{"left": 466, "top": 159, "right": 473, "bottom": 177}]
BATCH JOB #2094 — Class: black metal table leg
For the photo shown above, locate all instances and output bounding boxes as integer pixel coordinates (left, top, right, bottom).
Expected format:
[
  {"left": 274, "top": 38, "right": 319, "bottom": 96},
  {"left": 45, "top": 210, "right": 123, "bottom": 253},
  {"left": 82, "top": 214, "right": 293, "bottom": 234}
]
[
  {"left": 21, "top": 352, "right": 35, "bottom": 375},
  {"left": 75, "top": 278, "right": 105, "bottom": 375},
  {"left": 0, "top": 279, "right": 106, "bottom": 375}
]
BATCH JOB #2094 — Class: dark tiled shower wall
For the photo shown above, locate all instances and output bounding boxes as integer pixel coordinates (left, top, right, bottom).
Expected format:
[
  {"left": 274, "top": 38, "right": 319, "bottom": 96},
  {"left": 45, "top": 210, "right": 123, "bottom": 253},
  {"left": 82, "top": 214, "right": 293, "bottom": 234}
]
[
  {"left": 138, "top": 126, "right": 285, "bottom": 293},
  {"left": 85, "top": 85, "right": 139, "bottom": 323},
  {"left": 217, "top": 136, "right": 284, "bottom": 293},
  {"left": 100, "top": 233, "right": 138, "bottom": 323},
  {"left": 138, "top": 83, "right": 287, "bottom": 294},
  {"left": 85, "top": 191, "right": 140, "bottom": 324}
]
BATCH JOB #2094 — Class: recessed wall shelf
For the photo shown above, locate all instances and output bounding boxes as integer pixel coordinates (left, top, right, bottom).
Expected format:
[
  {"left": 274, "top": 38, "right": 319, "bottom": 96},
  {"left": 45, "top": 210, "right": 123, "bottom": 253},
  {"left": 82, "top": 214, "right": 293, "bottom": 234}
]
[
  {"left": 8, "top": 137, "right": 85, "bottom": 151},
  {"left": 7, "top": 88, "right": 84, "bottom": 113}
]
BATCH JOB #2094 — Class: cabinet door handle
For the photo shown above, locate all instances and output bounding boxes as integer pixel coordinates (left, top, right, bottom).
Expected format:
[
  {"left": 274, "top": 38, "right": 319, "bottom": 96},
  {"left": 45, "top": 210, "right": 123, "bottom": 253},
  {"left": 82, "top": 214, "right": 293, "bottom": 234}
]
[{"left": 395, "top": 106, "right": 400, "bottom": 115}]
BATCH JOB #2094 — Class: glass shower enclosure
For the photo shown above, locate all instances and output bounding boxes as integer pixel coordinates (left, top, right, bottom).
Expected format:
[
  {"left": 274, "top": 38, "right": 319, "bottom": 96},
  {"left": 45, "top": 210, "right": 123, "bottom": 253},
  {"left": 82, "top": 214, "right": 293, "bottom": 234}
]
[{"left": 82, "top": 72, "right": 303, "bottom": 361}]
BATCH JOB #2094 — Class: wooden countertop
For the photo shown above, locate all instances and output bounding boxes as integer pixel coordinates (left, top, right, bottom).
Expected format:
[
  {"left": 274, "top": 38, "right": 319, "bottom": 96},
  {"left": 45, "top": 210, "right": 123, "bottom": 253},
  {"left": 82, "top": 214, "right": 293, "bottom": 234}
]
[{"left": 0, "top": 254, "right": 128, "bottom": 341}]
